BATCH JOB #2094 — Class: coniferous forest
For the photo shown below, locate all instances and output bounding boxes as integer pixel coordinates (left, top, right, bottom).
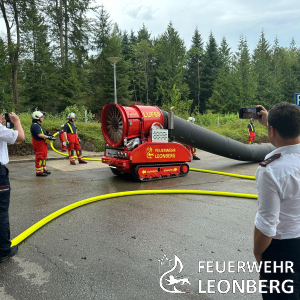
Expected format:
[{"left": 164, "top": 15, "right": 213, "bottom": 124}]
[{"left": 0, "top": 2, "right": 299, "bottom": 115}]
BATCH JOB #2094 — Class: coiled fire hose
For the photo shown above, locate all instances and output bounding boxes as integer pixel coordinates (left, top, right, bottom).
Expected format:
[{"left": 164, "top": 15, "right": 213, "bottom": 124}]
[{"left": 11, "top": 134, "right": 257, "bottom": 246}]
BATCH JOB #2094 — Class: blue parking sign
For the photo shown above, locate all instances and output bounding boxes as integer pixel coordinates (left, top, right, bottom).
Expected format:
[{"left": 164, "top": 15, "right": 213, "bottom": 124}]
[{"left": 295, "top": 93, "right": 300, "bottom": 106}]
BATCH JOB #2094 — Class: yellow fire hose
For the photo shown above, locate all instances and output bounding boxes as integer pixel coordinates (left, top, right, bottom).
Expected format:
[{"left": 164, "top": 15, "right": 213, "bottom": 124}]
[
  {"left": 10, "top": 135, "right": 257, "bottom": 246},
  {"left": 50, "top": 132, "right": 102, "bottom": 161},
  {"left": 11, "top": 190, "right": 257, "bottom": 247},
  {"left": 189, "top": 168, "right": 255, "bottom": 180}
]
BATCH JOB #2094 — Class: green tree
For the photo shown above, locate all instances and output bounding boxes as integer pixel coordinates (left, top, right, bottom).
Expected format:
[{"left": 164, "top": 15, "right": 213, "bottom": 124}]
[
  {"left": 233, "top": 36, "right": 256, "bottom": 107},
  {"left": 19, "top": 2, "right": 59, "bottom": 110},
  {"left": 0, "top": 38, "right": 12, "bottom": 107},
  {"left": 161, "top": 84, "right": 193, "bottom": 115},
  {"left": 92, "top": 4, "right": 112, "bottom": 52},
  {"left": 132, "top": 39, "right": 154, "bottom": 104},
  {"left": 252, "top": 30, "right": 273, "bottom": 107},
  {"left": 269, "top": 36, "right": 286, "bottom": 105},
  {"left": 207, "top": 37, "right": 239, "bottom": 113},
  {"left": 46, "top": 0, "right": 94, "bottom": 67},
  {"left": 137, "top": 24, "right": 151, "bottom": 43},
  {"left": 130, "top": 29, "right": 137, "bottom": 46},
  {"left": 121, "top": 30, "right": 131, "bottom": 61},
  {"left": 154, "top": 22, "right": 189, "bottom": 106},
  {"left": 0, "top": 0, "right": 24, "bottom": 105},
  {"left": 185, "top": 27, "right": 203, "bottom": 112},
  {"left": 89, "top": 20, "right": 130, "bottom": 110},
  {"left": 200, "top": 31, "right": 220, "bottom": 112},
  {"left": 282, "top": 38, "right": 300, "bottom": 102}
]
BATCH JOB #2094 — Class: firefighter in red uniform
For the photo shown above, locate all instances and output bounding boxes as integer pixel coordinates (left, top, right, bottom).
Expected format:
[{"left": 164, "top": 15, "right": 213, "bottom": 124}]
[
  {"left": 185, "top": 117, "right": 200, "bottom": 160},
  {"left": 30, "top": 111, "right": 54, "bottom": 176},
  {"left": 63, "top": 113, "right": 87, "bottom": 165},
  {"left": 59, "top": 125, "right": 67, "bottom": 152},
  {"left": 248, "top": 118, "right": 255, "bottom": 144}
]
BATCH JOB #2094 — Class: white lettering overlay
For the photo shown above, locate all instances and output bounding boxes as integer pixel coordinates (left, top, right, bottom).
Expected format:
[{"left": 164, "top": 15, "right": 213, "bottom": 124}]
[{"left": 199, "top": 280, "right": 294, "bottom": 294}]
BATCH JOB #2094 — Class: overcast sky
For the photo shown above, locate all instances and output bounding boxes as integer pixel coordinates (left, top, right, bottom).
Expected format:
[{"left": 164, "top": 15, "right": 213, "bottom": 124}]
[
  {"left": 98, "top": 0, "right": 300, "bottom": 53},
  {"left": 0, "top": 0, "right": 299, "bottom": 54}
]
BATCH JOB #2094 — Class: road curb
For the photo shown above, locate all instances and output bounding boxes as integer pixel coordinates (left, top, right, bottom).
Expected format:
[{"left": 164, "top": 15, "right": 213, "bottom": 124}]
[{"left": 9, "top": 153, "right": 103, "bottom": 164}]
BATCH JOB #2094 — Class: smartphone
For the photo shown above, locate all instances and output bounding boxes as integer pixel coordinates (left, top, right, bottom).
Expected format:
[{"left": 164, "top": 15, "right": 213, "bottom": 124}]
[
  {"left": 5, "top": 113, "right": 14, "bottom": 129},
  {"left": 239, "top": 107, "right": 262, "bottom": 119}
]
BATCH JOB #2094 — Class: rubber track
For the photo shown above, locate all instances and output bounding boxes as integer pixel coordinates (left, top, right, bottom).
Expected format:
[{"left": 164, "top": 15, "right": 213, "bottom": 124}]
[{"left": 131, "top": 162, "right": 189, "bottom": 182}]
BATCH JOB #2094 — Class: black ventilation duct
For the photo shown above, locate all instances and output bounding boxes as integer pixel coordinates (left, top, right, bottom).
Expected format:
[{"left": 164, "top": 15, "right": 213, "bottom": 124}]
[{"left": 163, "top": 112, "right": 274, "bottom": 162}]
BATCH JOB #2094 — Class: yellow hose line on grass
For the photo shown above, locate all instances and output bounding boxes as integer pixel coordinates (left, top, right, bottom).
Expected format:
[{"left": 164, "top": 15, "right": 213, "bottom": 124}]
[
  {"left": 11, "top": 190, "right": 257, "bottom": 247},
  {"left": 189, "top": 168, "right": 256, "bottom": 180}
]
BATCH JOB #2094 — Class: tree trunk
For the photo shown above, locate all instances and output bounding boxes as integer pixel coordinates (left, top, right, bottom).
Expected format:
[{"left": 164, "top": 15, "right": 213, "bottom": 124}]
[
  {"left": 0, "top": 0, "right": 20, "bottom": 104},
  {"left": 64, "top": 0, "right": 68, "bottom": 65},
  {"left": 12, "top": 0, "right": 20, "bottom": 105},
  {"left": 56, "top": 0, "right": 64, "bottom": 66}
]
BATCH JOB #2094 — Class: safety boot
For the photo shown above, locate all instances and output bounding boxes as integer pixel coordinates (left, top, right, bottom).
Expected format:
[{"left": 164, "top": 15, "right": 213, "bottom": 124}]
[
  {"left": 78, "top": 160, "right": 87, "bottom": 164},
  {"left": 70, "top": 162, "right": 76, "bottom": 165},
  {"left": 0, "top": 246, "right": 18, "bottom": 263},
  {"left": 44, "top": 170, "right": 51, "bottom": 175},
  {"left": 36, "top": 172, "right": 48, "bottom": 177},
  {"left": 193, "top": 156, "right": 200, "bottom": 160}
]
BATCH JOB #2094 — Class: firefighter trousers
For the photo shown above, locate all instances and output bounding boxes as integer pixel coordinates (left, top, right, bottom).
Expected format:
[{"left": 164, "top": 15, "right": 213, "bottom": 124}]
[
  {"left": 66, "top": 133, "right": 85, "bottom": 163},
  {"left": 32, "top": 139, "right": 48, "bottom": 174}
]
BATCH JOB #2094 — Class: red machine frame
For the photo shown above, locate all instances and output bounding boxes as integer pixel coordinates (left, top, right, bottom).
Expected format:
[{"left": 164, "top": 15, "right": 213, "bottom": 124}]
[{"left": 101, "top": 104, "right": 192, "bottom": 181}]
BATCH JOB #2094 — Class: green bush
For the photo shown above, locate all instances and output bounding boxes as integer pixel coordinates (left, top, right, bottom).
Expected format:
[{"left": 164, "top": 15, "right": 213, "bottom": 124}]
[
  {"left": 19, "top": 111, "right": 105, "bottom": 152},
  {"left": 195, "top": 116, "right": 268, "bottom": 144},
  {"left": 46, "top": 104, "right": 96, "bottom": 122}
]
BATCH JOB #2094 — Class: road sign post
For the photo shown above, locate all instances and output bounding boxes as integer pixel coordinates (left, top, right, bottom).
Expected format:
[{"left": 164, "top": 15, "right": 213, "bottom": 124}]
[{"left": 295, "top": 93, "right": 300, "bottom": 106}]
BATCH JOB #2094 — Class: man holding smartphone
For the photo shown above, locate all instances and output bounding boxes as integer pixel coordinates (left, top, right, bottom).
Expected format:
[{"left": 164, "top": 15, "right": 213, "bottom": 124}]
[
  {"left": 254, "top": 103, "right": 300, "bottom": 298},
  {"left": 248, "top": 118, "right": 255, "bottom": 144},
  {"left": 0, "top": 112, "right": 25, "bottom": 263}
]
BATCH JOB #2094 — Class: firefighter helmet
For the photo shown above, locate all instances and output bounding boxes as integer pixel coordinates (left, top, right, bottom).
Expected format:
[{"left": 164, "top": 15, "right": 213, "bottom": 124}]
[
  {"left": 68, "top": 113, "right": 76, "bottom": 119},
  {"left": 32, "top": 111, "right": 44, "bottom": 120},
  {"left": 187, "top": 117, "right": 195, "bottom": 123}
]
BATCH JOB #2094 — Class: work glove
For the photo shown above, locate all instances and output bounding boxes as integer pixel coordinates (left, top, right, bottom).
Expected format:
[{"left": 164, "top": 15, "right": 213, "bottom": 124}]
[
  {"left": 47, "top": 135, "right": 56, "bottom": 141},
  {"left": 66, "top": 140, "right": 70, "bottom": 146}
]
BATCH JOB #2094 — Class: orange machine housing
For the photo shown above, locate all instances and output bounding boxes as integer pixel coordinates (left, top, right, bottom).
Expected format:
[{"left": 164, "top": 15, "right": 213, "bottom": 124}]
[{"left": 101, "top": 104, "right": 192, "bottom": 181}]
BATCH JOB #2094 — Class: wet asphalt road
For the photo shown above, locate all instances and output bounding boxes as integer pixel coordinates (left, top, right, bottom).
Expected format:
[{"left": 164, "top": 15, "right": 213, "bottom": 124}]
[{"left": 0, "top": 150, "right": 263, "bottom": 300}]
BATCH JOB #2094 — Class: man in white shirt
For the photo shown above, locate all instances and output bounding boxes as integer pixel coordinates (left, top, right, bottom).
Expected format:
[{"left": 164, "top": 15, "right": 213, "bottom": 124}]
[
  {"left": 254, "top": 102, "right": 300, "bottom": 299},
  {"left": 0, "top": 113, "right": 24, "bottom": 263}
]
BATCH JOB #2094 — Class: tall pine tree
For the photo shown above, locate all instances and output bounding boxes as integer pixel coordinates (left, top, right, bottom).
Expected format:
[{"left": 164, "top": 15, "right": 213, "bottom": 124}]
[
  {"left": 252, "top": 30, "right": 273, "bottom": 107},
  {"left": 207, "top": 37, "right": 239, "bottom": 113},
  {"left": 233, "top": 36, "right": 256, "bottom": 107},
  {"left": 200, "top": 31, "right": 220, "bottom": 112},
  {"left": 154, "top": 22, "right": 189, "bottom": 106},
  {"left": 185, "top": 27, "right": 203, "bottom": 112}
]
